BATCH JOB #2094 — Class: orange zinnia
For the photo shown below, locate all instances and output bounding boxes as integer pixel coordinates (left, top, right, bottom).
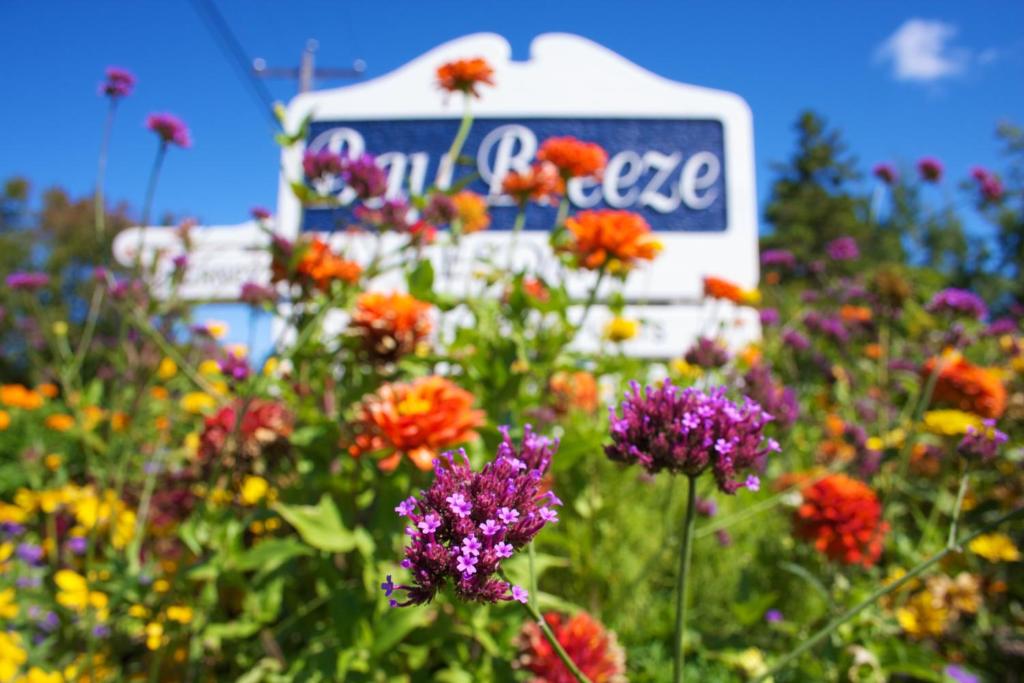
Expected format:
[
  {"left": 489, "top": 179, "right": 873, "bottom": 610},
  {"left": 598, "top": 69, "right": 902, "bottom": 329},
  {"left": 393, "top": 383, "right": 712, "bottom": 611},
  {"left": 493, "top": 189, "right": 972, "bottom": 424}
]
[
  {"left": 0, "top": 384, "right": 44, "bottom": 410},
  {"left": 549, "top": 370, "right": 599, "bottom": 415},
  {"left": 923, "top": 355, "right": 1006, "bottom": 419},
  {"left": 795, "top": 474, "right": 889, "bottom": 567},
  {"left": 537, "top": 136, "right": 608, "bottom": 179},
  {"left": 350, "top": 291, "right": 433, "bottom": 362},
  {"left": 349, "top": 376, "right": 484, "bottom": 471},
  {"left": 451, "top": 190, "right": 491, "bottom": 233},
  {"left": 502, "top": 163, "right": 563, "bottom": 207},
  {"left": 702, "top": 276, "right": 759, "bottom": 305},
  {"left": 562, "top": 209, "right": 662, "bottom": 272},
  {"left": 436, "top": 57, "right": 494, "bottom": 97},
  {"left": 840, "top": 305, "right": 873, "bottom": 324},
  {"left": 295, "top": 237, "right": 362, "bottom": 292}
]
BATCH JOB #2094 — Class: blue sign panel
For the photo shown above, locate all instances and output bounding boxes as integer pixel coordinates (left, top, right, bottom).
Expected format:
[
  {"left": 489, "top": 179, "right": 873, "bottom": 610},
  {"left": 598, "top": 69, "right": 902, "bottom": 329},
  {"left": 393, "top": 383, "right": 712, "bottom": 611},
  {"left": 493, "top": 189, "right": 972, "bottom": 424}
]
[{"left": 302, "top": 118, "right": 726, "bottom": 233}]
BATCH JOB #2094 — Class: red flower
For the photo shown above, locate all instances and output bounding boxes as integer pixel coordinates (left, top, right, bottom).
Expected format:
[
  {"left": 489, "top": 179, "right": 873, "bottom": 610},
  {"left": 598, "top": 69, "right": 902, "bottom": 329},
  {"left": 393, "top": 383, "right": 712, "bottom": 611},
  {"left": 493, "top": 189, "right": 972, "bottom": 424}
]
[
  {"left": 537, "top": 137, "right": 608, "bottom": 180},
  {"left": 794, "top": 474, "right": 889, "bottom": 567},
  {"left": 503, "top": 163, "right": 563, "bottom": 207},
  {"left": 197, "top": 400, "right": 294, "bottom": 477},
  {"left": 436, "top": 58, "right": 495, "bottom": 97},
  {"left": 517, "top": 612, "right": 627, "bottom": 683}
]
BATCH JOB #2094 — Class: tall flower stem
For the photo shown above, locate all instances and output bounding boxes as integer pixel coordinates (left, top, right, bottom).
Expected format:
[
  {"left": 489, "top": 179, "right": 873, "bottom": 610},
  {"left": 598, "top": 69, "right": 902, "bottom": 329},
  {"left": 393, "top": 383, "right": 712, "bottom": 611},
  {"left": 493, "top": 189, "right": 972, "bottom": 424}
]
[
  {"left": 756, "top": 505, "right": 1024, "bottom": 681},
  {"left": 947, "top": 464, "right": 970, "bottom": 549},
  {"left": 95, "top": 99, "right": 118, "bottom": 239},
  {"left": 554, "top": 196, "right": 570, "bottom": 229},
  {"left": 137, "top": 142, "right": 168, "bottom": 272},
  {"left": 516, "top": 599, "right": 593, "bottom": 683},
  {"left": 442, "top": 95, "right": 474, "bottom": 185},
  {"left": 527, "top": 541, "right": 539, "bottom": 610},
  {"left": 509, "top": 206, "right": 526, "bottom": 268},
  {"left": 673, "top": 475, "right": 698, "bottom": 683},
  {"left": 575, "top": 267, "right": 606, "bottom": 333}
]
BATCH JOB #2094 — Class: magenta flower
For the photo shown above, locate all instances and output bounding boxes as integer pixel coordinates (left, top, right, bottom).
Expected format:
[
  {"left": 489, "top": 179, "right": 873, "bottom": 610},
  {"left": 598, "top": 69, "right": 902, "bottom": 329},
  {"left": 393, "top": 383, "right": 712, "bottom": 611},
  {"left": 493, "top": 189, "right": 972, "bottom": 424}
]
[
  {"left": 146, "top": 113, "right": 191, "bottom": 148},
  {"left": 302, "top": 149, "right": 344, "bottom": 183},
  {"left": 958, "top": 420, "right": 1007, "bottom": 463},
  {"left": 760, "top": 249, "right": 796, "bottom": 269},
  {"left": 917, "top": 156, "right": 943, "bottom": 183},
  {"left": 825, "top": 236, "right": 859, "bottom": 261},
  {"left": 926, "top": 288, "right": 988, "bottom": 321},
  {"left": 683, "top": 336, "right": 730, "bottom": 369},
  {"left": 383, "top": 426, "right": 561, "bottom": 607},
  {"left": 100, "top": 66, "right": 136, "bottom": 98},
  {"left": 341, "top": 154, "right": 387, "bottom": 199},
  {"left": 970, "top": 167, "right": 1004, "bottom": 202},
  {"left": 250, "top": 206, "right": 272, "bottom": 221},
  {"left": 872, "top": 162, "right": 897, "bottom": 185},
  {"left": 6, "top": 272, "right": 50, "bottom": 291},
  {"left": 606, "top": 380, "right": 777, "bottom": 493},
  {"left": 239, "top": 282, "right": 278, "bottom": 307},
  {"left": 217, "top": 349, "right": 251, "bottom": 382}
]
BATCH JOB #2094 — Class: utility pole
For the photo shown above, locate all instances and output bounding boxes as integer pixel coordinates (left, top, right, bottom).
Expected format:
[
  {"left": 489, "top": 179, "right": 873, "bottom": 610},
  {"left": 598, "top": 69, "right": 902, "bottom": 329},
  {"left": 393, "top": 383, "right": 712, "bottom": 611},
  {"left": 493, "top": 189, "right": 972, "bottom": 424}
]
[{"left": 253, "top": 39, "right": 365, "bottom": 95}]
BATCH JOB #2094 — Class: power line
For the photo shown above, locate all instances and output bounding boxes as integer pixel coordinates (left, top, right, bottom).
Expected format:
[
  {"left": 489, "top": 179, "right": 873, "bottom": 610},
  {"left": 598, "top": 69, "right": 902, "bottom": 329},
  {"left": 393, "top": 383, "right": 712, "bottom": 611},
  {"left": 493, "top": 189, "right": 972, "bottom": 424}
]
[{"left": 189, "top": 0, "right": 280, "bottom": 127}]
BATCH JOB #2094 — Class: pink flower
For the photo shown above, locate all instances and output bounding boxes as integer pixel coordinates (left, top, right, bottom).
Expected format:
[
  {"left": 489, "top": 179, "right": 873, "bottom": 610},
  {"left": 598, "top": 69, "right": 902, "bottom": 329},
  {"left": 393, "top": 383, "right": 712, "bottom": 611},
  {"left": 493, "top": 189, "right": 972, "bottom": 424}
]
[
  {"left": 100, "top": 66, "right": 136, "bottom": 98},
  {"left": 872, "top": 162, "right": 897, "bottom": 185},
  {"left": 917, "top": 157, "right": 943, "bottom": 183},
  {"left": 146, "top": 113, "right": 191, "bottom": 148}
]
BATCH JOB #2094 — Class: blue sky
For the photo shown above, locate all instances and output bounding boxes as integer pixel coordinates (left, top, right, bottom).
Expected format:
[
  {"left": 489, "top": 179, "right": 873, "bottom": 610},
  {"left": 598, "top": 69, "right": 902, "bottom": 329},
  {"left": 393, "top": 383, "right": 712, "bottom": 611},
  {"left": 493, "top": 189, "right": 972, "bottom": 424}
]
[{"left": 2, "top": 1, "right": 1023, "bottom": 231}]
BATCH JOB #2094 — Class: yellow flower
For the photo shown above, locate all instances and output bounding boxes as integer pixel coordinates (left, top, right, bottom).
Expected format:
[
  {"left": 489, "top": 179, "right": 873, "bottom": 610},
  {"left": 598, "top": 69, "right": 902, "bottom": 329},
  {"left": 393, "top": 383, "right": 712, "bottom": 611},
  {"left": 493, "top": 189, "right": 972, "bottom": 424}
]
[
  {"left": 44, "top": 453, "right": 63, "bottom": 471},
  {"left": 670, "top": 358, "right": 703, "bottom": 380},
  {"left": 0, "top": 410, "right": 9, "bottom": 431},
  {"left": 54, "top": 569, "right": 108, "bottom": 621},
  {"left": 128, "top": 604, "right": 149, "bottom": 619},
  {"left": 603, "top": 316, "right": 639, "bottom": 343},
  {"left": 969, "top": 533, "right": 1021, "bottom": 562},
  {"left": 896, "top": 591, "right": 949, "bottom": 638},
  {"left": 203, "top": 320, "right": 229, "bottom": 340},
  {"left": 198, "top": 359, "right": 221, "bottom": 377},
  {"left": 0, "top": 631, "right": 27, "bottom": 682},
  {"left": 21, "top": 667, "right": 63, "bottom": 683},
  {"left": 0, "top": 542, "right": 13, "bottom": 568},
  {"left": 180, "top": 392, "right": 216, "bottom": 414},
  {"left": 0, "top": 503, "right": 26, "bottom": 526},
  {"left": 239, "top": 476, "right": 269, "bottom": 506},
  {"left": 156, "top": 357, "right": 178, "bottom": 380},
  {"left": 52, "top": 321, "right": 69, "bottom": 337},
  {"left": 145, "top": 622, "right": 164, "bottom": 650},
  {"left": 153, "top": 579, "right": 170, "bottom": 594},
  {"left": 183, "top": 432, "right": 200, "bottom": 458},
  {"left": 923, "top": 409, "right": 983, "bottom": 436},
  {"left": 262, "top": 357, "right": 279, "bottom": 377},
  {"left": 166, "top": 605, "right": 193, "bottom": 625},
  {"left": 45, "top": 414, "right": 75, "bottom": 432},
  {"left": 0, "top": 588, "right": 18, "bottom": 619}
]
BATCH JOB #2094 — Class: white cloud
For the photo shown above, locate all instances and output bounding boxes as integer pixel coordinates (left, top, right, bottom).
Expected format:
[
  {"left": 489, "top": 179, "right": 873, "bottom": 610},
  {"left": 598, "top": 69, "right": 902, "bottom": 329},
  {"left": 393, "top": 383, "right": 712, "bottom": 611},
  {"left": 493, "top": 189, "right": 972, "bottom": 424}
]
[{"left": 875, "top": 19, "right": 970, "bottom": 82}]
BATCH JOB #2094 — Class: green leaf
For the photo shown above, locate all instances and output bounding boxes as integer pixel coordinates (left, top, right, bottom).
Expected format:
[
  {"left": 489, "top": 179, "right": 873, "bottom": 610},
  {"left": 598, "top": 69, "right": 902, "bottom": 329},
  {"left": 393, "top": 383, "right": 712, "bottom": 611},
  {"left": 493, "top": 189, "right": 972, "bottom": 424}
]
[
  {"left": 407, "top": 259, "right": 435, "bottom": 300},
  {"left": 233, "top": 538, "right": 313, "bottom": 573},
  {"left": 274, "top": 495, "right": 358, "bottom": 553},
  {"left": 370, "top": 606, "right": 433, "bottom": 658}
]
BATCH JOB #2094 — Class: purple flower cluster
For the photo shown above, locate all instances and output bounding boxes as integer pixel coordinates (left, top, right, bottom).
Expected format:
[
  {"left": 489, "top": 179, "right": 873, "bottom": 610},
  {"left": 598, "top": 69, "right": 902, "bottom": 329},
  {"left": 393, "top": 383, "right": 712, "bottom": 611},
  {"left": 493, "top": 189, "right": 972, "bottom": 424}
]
[
  {"left": 423, "top": 193, "right": 458, "bottom": 226},
  {"left": 355, "top": 198, "right": 415, "bottom": 233},
  {"left": 926, "top": 288, "right": 988, "bottom": 321},
  {"left": 740, "top": 364, "right": 799, "bottom": 431},
  {"left": 917, "top": 157, "right": 943, "bottom": 182},
  {"left": 100, "top": 66, "right": 136, "bottom": 98},
  {"left": 218, "top": 349, "right": 251, "bottom": 382},
  {"left": 873, "top": 162, "right": 897, "bottom": 185},
  {"left": 782, "top": 329, "right": 811, "bottom": 351},
  {"left": 760, "top": 249, "right": 796, "bottom": 270},
  {"left": 985, "top": 317, "right": 1018, "bottom": 337},
  {"left": 384, "top": 426, "right": 561, "bottom": 607},
  {"left": 970, "top": 166, "right": 1004, "bottom": 203},
  {"left": 803, "top": 312, "right": 849, "bottom": 345},
  {"left": 250, "top": 206, "right": 272, "bottom": 221},
  {"left": 683, "top": 336, "right": 730, "bottom": 369},
  {"left": 6, "top": 272, "right": 50, "bottom": 291},
  {"left": 239, "top": 282, "right": 278, "bottom": 307},
  {"left": 605, "top": 380, "right": 778, "bottom": 493},
  {"left": 825, "top": 236, "right": 859, "bottom": 262},
  {"left": 146, "top": 113, "right": 191, "bottom": 148},
  {"left": 341, "top": 154, "right": 387, "bottom": 199},
  {"left": 302, "top": 149, "right": 344, "bottom": 183},
  {"left": 759, "top": 308, "right": 780, "bottom": 326},
  {"left": 958, "top": 420, "right": 1008, "bottom": 463}
]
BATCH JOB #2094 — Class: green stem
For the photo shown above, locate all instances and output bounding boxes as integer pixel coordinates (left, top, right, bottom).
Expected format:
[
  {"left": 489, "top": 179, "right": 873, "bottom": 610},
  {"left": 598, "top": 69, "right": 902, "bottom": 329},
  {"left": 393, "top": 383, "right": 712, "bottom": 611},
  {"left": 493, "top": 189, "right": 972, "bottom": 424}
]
[
  {"left": 509, "top": 207, "right": 526, "bottom": 268},
  {"left": 757, "top": 505, "right": 1024, "bottom": 681},
  {"left": 517, "top": 599, "right": 593, "bottom": 683},
  {"left": 95, "top": 99, "right": 117, "bottom": 239},
  {"left": 554, "top": 196, "right": 570, "bottom": 229},
  {"left": 443, "top": 95, "right": 474, "bottom": 184},
  {"left": 527, "top": 541, "right": 539, "bottom": 611},
  {"left": 947, "top": 464, "right": 970, "bottom": 549},
  {"left": 673, "top": 476, "right": 699, "bottom": 683},
  {"left": 575, "top": 268, "right": 606, "bottom": 333},
  {"left": 137, "top": 142, "right": 167, "bottom": 272}
]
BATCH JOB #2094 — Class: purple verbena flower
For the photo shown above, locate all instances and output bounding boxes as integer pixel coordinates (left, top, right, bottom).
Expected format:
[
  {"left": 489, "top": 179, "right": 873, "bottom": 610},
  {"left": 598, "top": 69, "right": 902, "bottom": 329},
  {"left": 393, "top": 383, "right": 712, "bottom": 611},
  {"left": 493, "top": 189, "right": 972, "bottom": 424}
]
[
  {"left": 510, "top": 585, "right": 529, "bottom": 604},
  {"left": 764, "top": 609, "right": 783, "bottom": 623},
  {"left": 606, "top": 380, "right": 777, "bottom": 494},
  {"left": 944, "top": 665, "right": 979, "bottom": 683},
  {"left": 100, "top": 66, "right": 136, "bottom": 98},
  {"left": 341, "top": 153, "right": 387, "bottom": 199},
  {"left": 781, "top": 329, "right": 810, "bottom": 351},
  {"left": 684, "top": 336, "right": 730, "bottom": 369},
  {"left": 146, "top": 113, "right": 191, "bottom": 148},
  {"left": 239, "top": 282, "right": 278, "bottom": 307},
  {"left": 872, "top": 162, "right": 897, "bottom": 185},
  {"left": 16, "top": 543, "right": 44, "bottom": 565},
  {"left": 760, "top": 249, "right": 796, "bottom": 269},
  {"left": 384, "top": 426, "right": 561, "bottom": 607},
  {"left": 958, "top": 420, "right": 1008, "bottom": 463},
  {"left": 739, "top": 363, "right": 799, "bottom": 431},
  {"left": 926, "top": 288, "right": 988, "bottom": 321},
  {"left": 6, "top": 272, "right": 50, "bottom": 291},
  {"left": 422, "top": 193, "right": 458, "bottom": 226},
  {"left": 826, "top": 236, "right": 859, "bottom": 262},
  {"left": 759, "top": 308, "right": 780, "bottom": 326},
  {"left": 917, "top": 157, "right": 943, "bottom": 183},
  {"left": 217, "top": 349, "right": 251, "bottom": 382},
  {"left": 395, "top": 497, "right": 417, "bottom": 518},
  {"left": 302, "top": 149, "right": 344, "bottom": 183},
  {"left": 250, "top": 205, "right": 272, "bottom": 221}
]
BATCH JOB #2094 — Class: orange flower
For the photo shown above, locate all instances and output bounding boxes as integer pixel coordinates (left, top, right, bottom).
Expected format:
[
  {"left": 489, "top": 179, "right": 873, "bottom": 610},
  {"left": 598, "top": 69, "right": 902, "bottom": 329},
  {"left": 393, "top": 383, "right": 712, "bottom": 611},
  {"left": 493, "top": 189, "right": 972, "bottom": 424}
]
[
  {"left": 349, "top": 376, "right": 484, "bottom": 471},
  {"left": 795, "top": 474, "right": 889, "bottom": 567},
  {"left": 562, "top": 209, "right": 662, "bottom": 272},
  {"left": 840, "top": 305, "right": 873, "bottom": 324},
  {"left": 517, "top": 611, "right": 627, "bottom": 683},
  {"left": 350, "top": 291, "right": 433, "bottom": 362},
  {"left": 923, "top": 356, "right": 1006, "bottom": 419},
  {"left": 436, "top": 57, "right": 494, "bottom": 97},
  {"left": 295, "top": 237, "right": 362, "bottom": 292},
  {"left": 865, "top": 343, "right": 882, "bottom": 360},
  {"left": 0, "top": 384, "right": 44, "bottom": 410},
  {"left": 45, "top": 414, "right": 75, "bottom": 432},
  {"left": 549, "top": 371, "right": 599, "bottom": 415},
  {"left": 537, "top": 136, "right": 608, "bottom": 179},
  {"left": 36, "top": 383, "right": 59, "bottom": 398},
  {"left": 702, "top": 276, "right": 759, "bottom": 305},
  {"left": 452, "top": 191, "right": 491, "bottom": 233},
  {"left": 502, "top": 163, "right": 563, "bottom": 207}
]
